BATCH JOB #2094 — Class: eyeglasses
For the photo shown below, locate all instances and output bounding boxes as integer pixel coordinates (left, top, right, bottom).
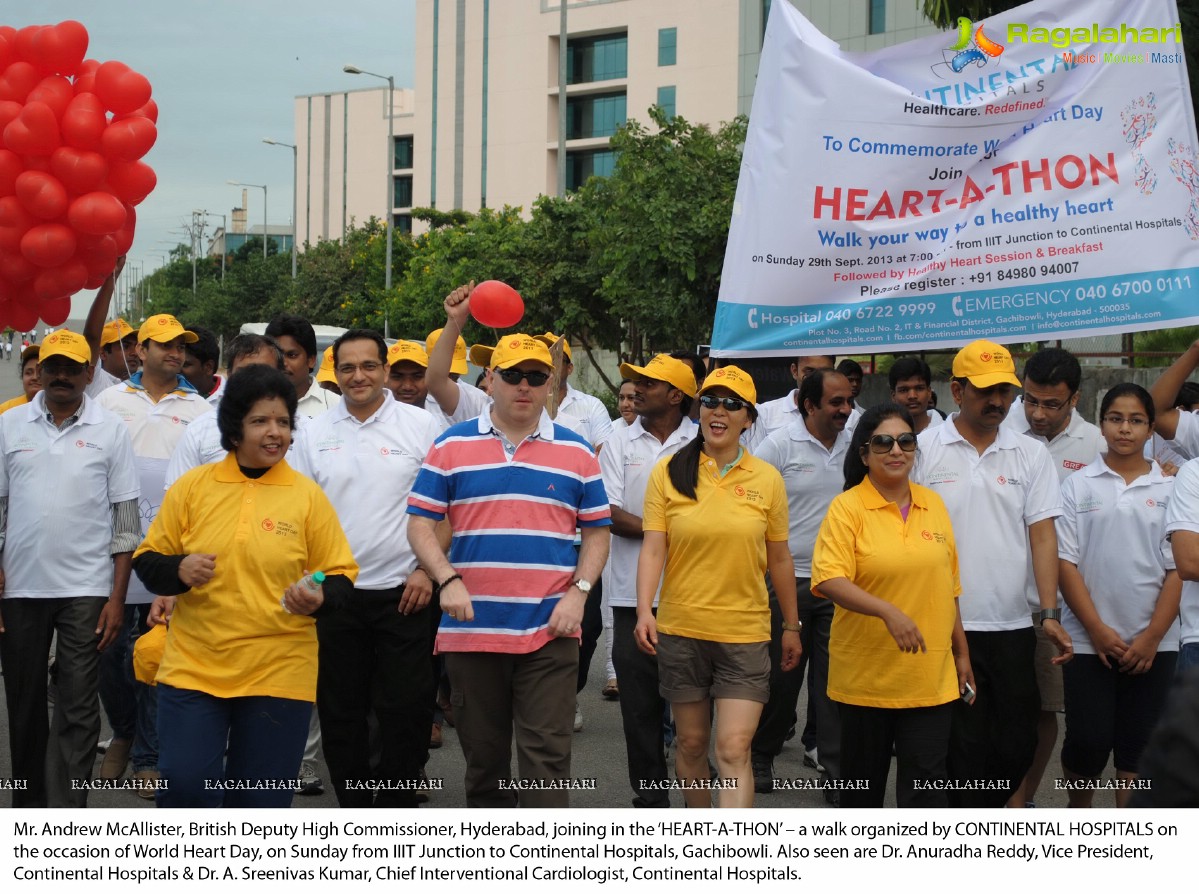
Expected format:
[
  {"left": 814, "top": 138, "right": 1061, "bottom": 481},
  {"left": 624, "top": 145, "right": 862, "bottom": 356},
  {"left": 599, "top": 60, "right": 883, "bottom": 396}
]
[
  {"left": 1022, "top": 394, "right": 1073, "bottom": 412},
  {"left": 336, "top": 361, "right": 384, "bottom": 376},
  {"left": 40, "top": 361, "right": 86, "bottom": 376},
  {"left": 1101, "top": 414, "right": 1150, "bottom": 427},
  {"left": 495, "top": 367, "right": 550, "bottom": 387},
  {"left": 867, "top": 432, "right": 918, "bottom": 453},
  {"left": 699, "top": 395, "right": 750, "bottom": 412}
]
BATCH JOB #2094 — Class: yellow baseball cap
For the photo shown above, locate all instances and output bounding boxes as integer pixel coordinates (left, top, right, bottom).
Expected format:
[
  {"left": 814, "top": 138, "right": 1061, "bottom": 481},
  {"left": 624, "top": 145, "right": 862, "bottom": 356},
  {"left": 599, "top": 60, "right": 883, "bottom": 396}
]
[
  {"left": 487, "top": 334, "right": 553, "bottom": 370},
  {"left": 425, "top": 328, "right": 468, "bottom": 376},
  {"left": 138, "top": 314, "right": 198, "bottom": 345},
  {"left": 316, "top": 346, "right": 336, "bottom": 384},
  {"left": 39, "top": 330, "right": 91, "bottom": 364},
  {"left": 468, "top": 343, "right": 495, "bottom": 368},
  {"left": 953, "top": 339, "right": 1021, "bottom": 388},
  {"left": 534, "top": 332, "right": 572, "bottom": 362},
  {"left": 100, "top": 318, "right": 135, "bottom": 347},
  {"left": 620, "top": 354, "right": 698, "bottom": 398},
  {"left": 387, "top": 340, "right": 429, "bottom": 368},
  {"left": 699, "top": 365, "right": 757, "bottom": 405}
]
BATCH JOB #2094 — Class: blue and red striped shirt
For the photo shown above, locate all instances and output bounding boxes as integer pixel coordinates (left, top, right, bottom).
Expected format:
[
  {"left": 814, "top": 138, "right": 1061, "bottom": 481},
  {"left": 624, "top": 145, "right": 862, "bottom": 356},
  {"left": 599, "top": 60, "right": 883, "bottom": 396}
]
[{"left": 407, "top": 410, "right": 611, "bottom": 654}]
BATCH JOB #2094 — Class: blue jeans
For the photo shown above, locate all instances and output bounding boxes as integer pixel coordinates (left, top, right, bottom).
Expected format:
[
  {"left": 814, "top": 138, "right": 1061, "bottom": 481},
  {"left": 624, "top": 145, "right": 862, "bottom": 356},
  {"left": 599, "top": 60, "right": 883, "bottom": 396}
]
[
  {"left": 126, "top": 606, "right": 159, "bottom": 771},
  {"left": 1176, "top": 642, "right": 1199, "bottom": 676},
  {"left": 156, "top": 684, "right": 311, "bottom": 808}
]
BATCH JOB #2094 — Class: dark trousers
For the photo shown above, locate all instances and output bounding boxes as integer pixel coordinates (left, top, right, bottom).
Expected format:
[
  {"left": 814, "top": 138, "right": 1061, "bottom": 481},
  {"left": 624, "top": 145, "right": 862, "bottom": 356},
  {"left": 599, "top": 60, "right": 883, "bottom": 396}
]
[
  {"left": 156, "top": 683, "right": 310, "bottom": 808},
  {"left": 445, "top": 636, "right": 578, "bottom": 808},
  {"left": 316, "top": 587, "right": 434, "bottom": 807},
  {"left": 98, "top": 608, "right": 135, "bottom": 741},
  {"left": 0, "top": 596, "right": 104, "bottom": 807},
  {"left": 577, "top": 578, "right": 604, "bottom": 692},
  {"left": 752, "top": 579, "right": 838, "bottom": 776},
  {"left": 839, "top": 701, "right": 953, "bottom": 808},
  {"left": 948, "top": 627, "right": 1038, "bottom": 807},
  {"left": 611, "top": 606, "right": 670, "bottom": 807}
]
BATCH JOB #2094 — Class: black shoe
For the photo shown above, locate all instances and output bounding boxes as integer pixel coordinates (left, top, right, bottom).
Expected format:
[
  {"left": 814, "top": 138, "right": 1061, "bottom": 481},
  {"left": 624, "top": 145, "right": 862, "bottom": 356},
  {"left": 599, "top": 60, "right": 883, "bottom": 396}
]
[{"left": 751, "top": 753, "right": 775, "bottom": 794}]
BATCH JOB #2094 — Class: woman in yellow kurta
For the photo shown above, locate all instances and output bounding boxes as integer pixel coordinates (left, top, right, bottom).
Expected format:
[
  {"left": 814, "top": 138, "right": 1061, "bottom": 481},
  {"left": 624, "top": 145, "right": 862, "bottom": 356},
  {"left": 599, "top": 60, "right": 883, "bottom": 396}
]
[
  {"left": 811, "top": 403, "right": 973, "bottom": 808},
  {"left": 635, "top": 366, "right": 801, "bottom": 808},
  {"left": 133, "top": 365, "right": 357, "bottom": 807}
]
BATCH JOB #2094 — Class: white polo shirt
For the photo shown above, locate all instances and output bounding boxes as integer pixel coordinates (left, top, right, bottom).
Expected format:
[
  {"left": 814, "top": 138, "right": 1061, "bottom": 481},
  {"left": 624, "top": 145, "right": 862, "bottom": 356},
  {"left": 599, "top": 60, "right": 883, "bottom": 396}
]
[
  {"left": 164, "top": 408, "right": 307, "bottom": 488},
  {"left": 426, "top": 379, "right": 490, "bottom": 431},
  {"left": 99, "top": 375, "right": 212, "bottom": 604},
  {"left": 1170, "top": 410, "right": 1199, "bottom": 460},
  {"left": 1057, "top": 457, "right": 1178, "bottom": 654},
  {"left": 297, "top": 378, "right": 336, "bottom": 419},
  {"left": 86, "top": 365, "right": 123, "bottom": 398},
  {"left": 1003, "top": 397, "right": 1105, "bottom": 481},
  {"left": 598, "top": 416, "right": 697, "bottom": 608},
  {"left": 755, "top": 420, "right": 850, "bottom": 577},
  {"left": 0, "top": 392, "right": 139, "bottom": 598},
  {"left": 1166, "top": 459, "right": 1199, "bottom": 646},
  {"left": 554, "top": 384, "right": 613, "bottom": 449},
  {"left": 293, "top": 396, "right": 440, "bottom": 590},
  {"left": 914, "top": 416, "right": 1062, "bottom": 630},
  {"left": 745, "top": 389, "right": 800, "bottom": 451}
]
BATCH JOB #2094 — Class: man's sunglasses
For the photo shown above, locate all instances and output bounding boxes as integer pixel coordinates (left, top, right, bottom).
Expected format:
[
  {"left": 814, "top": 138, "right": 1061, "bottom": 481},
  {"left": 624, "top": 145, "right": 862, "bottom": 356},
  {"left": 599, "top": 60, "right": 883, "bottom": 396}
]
[
  {"left": 699, "top": 395, "right": 751, "bottom": 412},
  {"left": 495, "top": 368, "right": 550, "bottom": 387},
  {"left": 867, "top": 433, "right": 918, "bottom": 454}
]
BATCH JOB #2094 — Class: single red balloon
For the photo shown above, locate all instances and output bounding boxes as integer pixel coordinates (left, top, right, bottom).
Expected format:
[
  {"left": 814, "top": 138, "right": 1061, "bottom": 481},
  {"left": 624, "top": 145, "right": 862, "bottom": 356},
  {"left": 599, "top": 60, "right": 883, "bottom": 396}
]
[
  {"left": 60, "top": 92, "right": 106, "bottom": 151},
  {"left": 100, "top": 116, "right": 157, "bottom": 162},
  {"left": 49, "top": 146, "right": 108, "bottom": 193},
  {"left": 6, "top": 298, "right": 39, "bottom": 332},
  {"left": 0, "top": 251, "right": 38, "bottom": 283},
  {"left": 94, "top": 61, "right": 151, "bottom": 115},
  {"left": 72, "top": 58, "right": 99, "bottom": 95},
  {"left": 0, "top": 100, "right": 22, "bottom": 135},
  {"left": 15, "top": 170, "right": 69, "bottom": 220},
  {"left": 4, "top": 101, "right": 61, "bottom": 155},
  {"left": 20, "top": 222, "right": 76, "bottom": 267},
  {"left": 0, "top": 60, "right": 40, "bottom": 103},
  {"left": 112, "top": 206, "right": 136, "bottom": 255},
  {"left": 31, "top": 21, "right": 89, "bottom": 77},
  {"left": 68, "top": 192, "right": 126, "bottom": 235},
  {"left": 104, "top": 160, "right": 156, "bottom": 205},
  {"left": 114, "top": 98, "right": 158, "bottom": 124},
  {"left": 26, "top": 74, "right": 73, "bottom": 118},
  {"left": 34, "top": 258, "right": 86, "bottom": 301},
  {"left": 470, "top": 280, "right": 525, "bottom": 328},
  {"left": 39, "top": 295, "right": 73, "bottom": 325}
]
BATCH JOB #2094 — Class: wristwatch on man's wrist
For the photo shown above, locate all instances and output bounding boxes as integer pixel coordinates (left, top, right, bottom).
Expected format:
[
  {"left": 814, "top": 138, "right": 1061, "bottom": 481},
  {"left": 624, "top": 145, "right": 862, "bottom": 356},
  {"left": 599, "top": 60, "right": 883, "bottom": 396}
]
[
  {"left": 1037, "top": 608, "right": 1061, "bottom": 623},
  {"left": 573, "top": 579, "right": 593, "bottom": 594}
]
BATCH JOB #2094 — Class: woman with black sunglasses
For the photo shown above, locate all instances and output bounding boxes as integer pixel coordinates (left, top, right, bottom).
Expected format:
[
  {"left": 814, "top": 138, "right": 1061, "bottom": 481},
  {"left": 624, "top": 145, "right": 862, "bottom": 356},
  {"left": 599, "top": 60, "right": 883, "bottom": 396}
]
[
  {"left": 811, "top": 403, "right": 973, "bottom": 807},
  {"left": 635, "top": 366, "right": 801, "bottom": 807}
]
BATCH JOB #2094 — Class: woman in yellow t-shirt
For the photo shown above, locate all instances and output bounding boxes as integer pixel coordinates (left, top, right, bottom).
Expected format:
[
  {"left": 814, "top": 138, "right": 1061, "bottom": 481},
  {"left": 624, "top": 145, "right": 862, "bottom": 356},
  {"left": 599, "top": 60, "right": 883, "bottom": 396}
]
[
  {"left": 635, "top": 366, "right": 801, "bottom": 808},
  {"left": 133, "top": 365, "right": 357, "bottom": 808},
  {"left": 811, "top": 404, "right": 973, "bottom": 808}
]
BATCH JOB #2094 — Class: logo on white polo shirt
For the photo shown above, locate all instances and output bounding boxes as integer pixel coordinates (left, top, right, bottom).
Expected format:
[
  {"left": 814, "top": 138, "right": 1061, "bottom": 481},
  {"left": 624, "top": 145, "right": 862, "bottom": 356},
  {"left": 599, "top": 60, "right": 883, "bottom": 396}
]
[
  {"left": 316, "top": 436, "right": 344, "bottom": 453},
  {"left": 925, "top": 469, "right": 960, "bottom": 485},
  {"left": 10, "top": 436, "right": 37, "bottom": 453},
  {"left": 1077, "top": 497, "right": 1103, "bottom": 513},
  {"left": 1147, "top": 497, "right": 1167, "bottom": 509},
  {"left": 74, "top": 439, "right": 103, "bottom": 451},
  {"left": 996, "top": 475, "right": 1023, "bottom": 486}
]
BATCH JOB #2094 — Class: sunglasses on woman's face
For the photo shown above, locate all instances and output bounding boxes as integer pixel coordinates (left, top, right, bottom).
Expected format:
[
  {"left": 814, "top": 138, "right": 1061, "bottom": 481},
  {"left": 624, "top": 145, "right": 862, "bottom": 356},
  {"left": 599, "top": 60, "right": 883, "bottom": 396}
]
[
  {"left": 494, "top": 368, "right": 550, "bottom": 387},
  {"left": 867, "top": 432, "right": 918, "bottom": 454},
  {"left": 699, "top": 395, "right": 750, "bottom": 412}
]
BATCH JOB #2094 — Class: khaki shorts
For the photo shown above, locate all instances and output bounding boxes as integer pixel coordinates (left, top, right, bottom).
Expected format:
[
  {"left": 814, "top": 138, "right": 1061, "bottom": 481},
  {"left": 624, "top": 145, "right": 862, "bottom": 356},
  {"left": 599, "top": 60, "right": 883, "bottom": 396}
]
[
  {"left": 1032, "top": 614, "right": 1064, "bottom": 712},
  {"left": 656, "top": 633, "right": 770, "bottom": 704}
]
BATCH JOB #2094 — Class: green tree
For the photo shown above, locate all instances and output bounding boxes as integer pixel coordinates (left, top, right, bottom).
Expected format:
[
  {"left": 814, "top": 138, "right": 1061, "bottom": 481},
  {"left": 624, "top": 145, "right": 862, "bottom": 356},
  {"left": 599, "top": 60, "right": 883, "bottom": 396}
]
[{"left": 587, "top": 108, "right": 748, "bottom": 360}]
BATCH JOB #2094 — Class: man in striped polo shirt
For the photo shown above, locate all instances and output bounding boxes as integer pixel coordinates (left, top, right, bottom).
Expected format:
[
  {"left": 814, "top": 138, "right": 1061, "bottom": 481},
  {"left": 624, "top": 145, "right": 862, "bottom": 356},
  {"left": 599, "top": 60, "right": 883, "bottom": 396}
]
[{"left": 408, "top": 328, "right": 611, "bottom": 807}]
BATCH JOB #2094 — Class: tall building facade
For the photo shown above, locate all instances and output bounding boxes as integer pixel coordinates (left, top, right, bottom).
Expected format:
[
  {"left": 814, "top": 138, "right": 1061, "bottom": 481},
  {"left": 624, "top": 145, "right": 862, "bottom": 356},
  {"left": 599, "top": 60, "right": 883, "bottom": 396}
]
[{"left": 293, "top": 1, "right": 940, "bottom": 245}]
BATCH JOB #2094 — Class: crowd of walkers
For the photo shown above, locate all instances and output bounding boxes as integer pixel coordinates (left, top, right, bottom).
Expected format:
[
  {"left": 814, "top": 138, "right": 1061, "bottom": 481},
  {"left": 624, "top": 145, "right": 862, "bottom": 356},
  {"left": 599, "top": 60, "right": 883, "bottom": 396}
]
[{"left": 3, "top": 271, "right": 1199, "bottom": 810}]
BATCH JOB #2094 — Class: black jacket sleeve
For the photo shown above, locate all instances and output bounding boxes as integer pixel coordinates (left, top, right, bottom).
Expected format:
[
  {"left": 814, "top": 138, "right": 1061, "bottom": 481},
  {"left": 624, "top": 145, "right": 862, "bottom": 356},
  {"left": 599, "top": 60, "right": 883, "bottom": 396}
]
[{"left": 131, "top": 552, "right": 189, "bottom": 596}]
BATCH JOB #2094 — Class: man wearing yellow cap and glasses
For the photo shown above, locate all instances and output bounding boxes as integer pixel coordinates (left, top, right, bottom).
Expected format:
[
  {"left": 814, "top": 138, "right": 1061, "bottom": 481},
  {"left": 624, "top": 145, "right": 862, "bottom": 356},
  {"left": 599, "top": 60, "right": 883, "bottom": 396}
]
[
  {"left": 0, "top": 330, "right": 140, "bottom": 806},
  {"left": 408, "top": 322, "right": 611, "bottom": 807},
  {"left": 97, "top": 314, "right": 213, "bottom": 797},
  {"left": 913, "top": 339, "right": 1072, "bottom": 807}
]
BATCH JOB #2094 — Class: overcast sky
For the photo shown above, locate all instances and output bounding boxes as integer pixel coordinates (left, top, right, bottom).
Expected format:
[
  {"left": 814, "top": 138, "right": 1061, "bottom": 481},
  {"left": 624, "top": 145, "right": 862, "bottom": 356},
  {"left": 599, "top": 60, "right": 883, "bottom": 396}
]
[{"left": 25, "top": 0, "right": 417, "bottom": 311}]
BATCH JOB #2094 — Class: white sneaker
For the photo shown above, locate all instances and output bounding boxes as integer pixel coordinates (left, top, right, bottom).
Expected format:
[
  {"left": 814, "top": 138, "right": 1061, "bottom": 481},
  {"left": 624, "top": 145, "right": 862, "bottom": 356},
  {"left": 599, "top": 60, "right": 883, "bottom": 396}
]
[
  {"left": 803, "top": 747, "right": 825, "bottom": 773},
  {"left": 573, "top": 703, "right": 584, "bottom": 732},
  {"left": 298, "top": 761, "right": 323, "bottom": 796}
]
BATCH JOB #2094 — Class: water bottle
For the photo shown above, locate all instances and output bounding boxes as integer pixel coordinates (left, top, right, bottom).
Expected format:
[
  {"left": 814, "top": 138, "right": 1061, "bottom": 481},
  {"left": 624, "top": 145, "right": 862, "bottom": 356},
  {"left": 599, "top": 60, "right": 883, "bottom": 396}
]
[{"left": 281, "top": 571, "right": 325, "bottom": 612}]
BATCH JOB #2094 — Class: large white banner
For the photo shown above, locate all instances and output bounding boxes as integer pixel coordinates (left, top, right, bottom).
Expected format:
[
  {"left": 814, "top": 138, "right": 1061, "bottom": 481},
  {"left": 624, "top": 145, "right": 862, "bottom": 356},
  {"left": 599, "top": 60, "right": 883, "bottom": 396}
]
[{"left": 712, "top": 0, "right": 1199, "bottom": 357}]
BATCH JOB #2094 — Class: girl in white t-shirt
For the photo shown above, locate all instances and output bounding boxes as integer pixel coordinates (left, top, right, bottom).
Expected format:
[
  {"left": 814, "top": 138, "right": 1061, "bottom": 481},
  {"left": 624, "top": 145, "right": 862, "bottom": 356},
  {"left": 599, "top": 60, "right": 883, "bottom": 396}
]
[{"left": 1057, "top": 383, "right": 1180, "bottom": 807}]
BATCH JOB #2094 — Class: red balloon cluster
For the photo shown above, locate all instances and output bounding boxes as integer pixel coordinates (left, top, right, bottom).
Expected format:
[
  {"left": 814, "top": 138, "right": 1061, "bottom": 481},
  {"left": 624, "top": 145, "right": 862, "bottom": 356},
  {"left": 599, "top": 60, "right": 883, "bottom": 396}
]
[
  {"left": 470, "top": 280, "right": 525, "bottom": 329},
  {"left": 0, "top": 21, "right": 156, "bottom": 331}
]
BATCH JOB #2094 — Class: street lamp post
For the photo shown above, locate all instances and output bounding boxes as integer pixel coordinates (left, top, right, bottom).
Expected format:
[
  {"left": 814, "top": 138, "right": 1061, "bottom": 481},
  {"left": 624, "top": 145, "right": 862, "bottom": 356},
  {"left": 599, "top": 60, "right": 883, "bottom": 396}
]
[
  {"left": 343, "top": 64, "right": 394, "bottom": 294},
  {"left": 227, "top": 180, "right": 268, "bottom": 259},
  {"left": 263, "top": 139, "right": 298, "bottom": 278}
]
